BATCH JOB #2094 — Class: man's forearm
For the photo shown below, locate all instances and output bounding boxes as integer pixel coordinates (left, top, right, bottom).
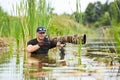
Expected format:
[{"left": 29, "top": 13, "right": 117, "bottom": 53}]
[{"left": 26, "top": 44, "right": 40, "bottom": 53}]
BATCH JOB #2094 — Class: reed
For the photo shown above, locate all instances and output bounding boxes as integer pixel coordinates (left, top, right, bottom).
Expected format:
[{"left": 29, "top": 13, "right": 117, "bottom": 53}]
[
  {"left": 111, "top": 0, "right": 120, "bottom": 61},
  {"left": 9, "top": 42, "right": 13, "bottom": 56},
  {"left": 112, "top": 25, "right": 120, "bottom": 54},
  {"left": 76, "top": 0, "right": 82, "bottom": 24},
  {"left": 77, "top": 41, "right": 82, "bottom": 65},
  {"left": 16, "top": 24, "right": 21, "bottom": 51},
  {"left": 12, "top": 0, "right": 52, "bottom": 50},
  {"left": 37, "top": 0, "right": 52, "bottom": 37},
  {"left": 27, "top": 0, "right": 36, "bottom": 39},
  {"left": 76, "top": 0, "right": 82, "bottom": 65}
]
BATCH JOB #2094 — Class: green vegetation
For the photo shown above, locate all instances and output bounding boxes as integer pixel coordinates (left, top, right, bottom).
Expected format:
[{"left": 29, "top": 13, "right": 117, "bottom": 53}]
[
  {"left": 81, "top": 0, "right": 120, "bottom": 27},
  {"left": 0, "top": 0, "right": 120, "bottom": 63},
  {"left": 0, "top": 7, "right": 10, "bottom": 37}
]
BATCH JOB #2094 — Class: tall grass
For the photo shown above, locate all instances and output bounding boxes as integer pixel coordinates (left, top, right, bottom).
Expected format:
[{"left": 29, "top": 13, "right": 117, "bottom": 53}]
[
  {"left": 76, "top": 0, "right": 82, "bottom": 65},
  {"left": 11, "top": 0, "right": 53, "bottom": 64},
  {"left": 76, "top": 0, "right": 82, "bottom": 24},
  {"left": 77, "top": 40, "right": 82, "bottom": 65},
  {"left": 37, "top": 0, "right": 52, "bottom": 36},
  {"left": 8, "top": 0, "right": 86, "bottom": 50},
  {"left": 0, "top": 0, "right": 87, "bottom": 65},
  {"left": 14, "top": 22, "right": 21, "bottom": 51},
  {"left": 112, "top": 0, "right": 120, "bottom": 62},
  {"left": 10, "top": 0, "right": 52, "bottom": 51},
  {"left": 112, "top": 25, "right": 120, "bottom": 62},
  {"left": 27, "top": 0, "right": 36, "bottom": 39}
]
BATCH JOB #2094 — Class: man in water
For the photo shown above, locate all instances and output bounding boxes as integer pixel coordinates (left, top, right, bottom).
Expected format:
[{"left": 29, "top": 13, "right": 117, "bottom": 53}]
[
  {"left": 26, "top": 26, "right": 65, "bottom": 68},
  {"left": 26, "top": 26, "right": 86, "bottom": 68}
]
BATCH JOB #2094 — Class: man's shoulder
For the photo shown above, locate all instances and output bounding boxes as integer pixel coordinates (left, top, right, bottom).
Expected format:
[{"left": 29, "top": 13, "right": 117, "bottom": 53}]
[
  {"left": 27, "top": 38, "right": 37, "bottom": 45},
  {"left": 29, "top": 38, "right": 37, "bottom": 41}
]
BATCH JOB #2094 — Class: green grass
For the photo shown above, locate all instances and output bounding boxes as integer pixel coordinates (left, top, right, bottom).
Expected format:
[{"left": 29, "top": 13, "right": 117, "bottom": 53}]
[
  {"left": 0, "top": 0, "right": 93, "bottom": 50},
  {"left": 112, "top": 24, "right": 120, "bottom": 57}
]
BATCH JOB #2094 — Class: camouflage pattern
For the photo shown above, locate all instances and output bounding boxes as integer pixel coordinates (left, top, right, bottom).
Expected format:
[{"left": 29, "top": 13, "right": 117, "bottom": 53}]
[{"left": 50, "top": 34, "right": 86, "bottom": 44}]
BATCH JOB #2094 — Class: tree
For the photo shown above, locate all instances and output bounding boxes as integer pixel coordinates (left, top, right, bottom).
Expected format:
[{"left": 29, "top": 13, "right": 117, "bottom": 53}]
[
  {"left": 84, "top": 3, "right": 95, "bottom": 23},
  {"left": 94, "top": 1, "right": 103, "bottom": 21},
  {"left": 109, "top": 1, "right": 119, "bottom": 24},
  {"left": 115, "top": 0, "right": 120, "bottom": 22},
  {"left": 72, "top": 12, "right": 82, "bottom": 23},
  {"left": 84, "top": 1, "right": 103, "bottom": 24},
  {"left": 100, "top": 12, "right": 111, "bottom": 26}
]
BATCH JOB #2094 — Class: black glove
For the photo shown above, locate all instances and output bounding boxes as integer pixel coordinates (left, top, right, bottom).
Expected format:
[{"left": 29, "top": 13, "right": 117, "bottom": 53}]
[
  {"left": 42, "top": 36, "right": 50, "bottom": 45},
  {"left": 38, "top": 36, "right": 50, "bottom": 47}
]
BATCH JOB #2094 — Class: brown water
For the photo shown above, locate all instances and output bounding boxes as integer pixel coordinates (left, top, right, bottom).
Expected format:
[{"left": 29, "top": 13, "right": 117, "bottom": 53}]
[{"left": 0, "top": 43, "right": 120, "bottom": 80}]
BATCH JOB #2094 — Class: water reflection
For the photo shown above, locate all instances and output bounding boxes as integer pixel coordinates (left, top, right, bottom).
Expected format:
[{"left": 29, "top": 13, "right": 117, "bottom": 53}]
[
  {"left": 0, "top": 51, "right": 24, "bottom": 80},
  {"left": 0, "top": 45, "right": 120, "bottom": 80}
]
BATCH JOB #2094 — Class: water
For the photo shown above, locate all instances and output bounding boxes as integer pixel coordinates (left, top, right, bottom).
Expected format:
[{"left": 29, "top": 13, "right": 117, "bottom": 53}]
[
  {"left": 0, "top": 51, "right": 24, "bottom": 80},
  {"left": 0, "top": 43, "right": 120, "bottom": 80}
]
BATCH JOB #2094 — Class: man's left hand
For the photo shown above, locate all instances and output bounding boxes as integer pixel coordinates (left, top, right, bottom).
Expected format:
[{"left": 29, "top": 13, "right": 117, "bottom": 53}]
[{"left": 57, "top": 42, "right": 66, "bottom": 47}]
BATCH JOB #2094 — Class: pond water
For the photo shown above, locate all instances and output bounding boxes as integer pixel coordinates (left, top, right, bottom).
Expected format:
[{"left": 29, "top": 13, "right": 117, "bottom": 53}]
[
  {"left": 0, "top": 43, "right": 120, "bottom": 80},
  {"left": 0, "top": 50, "right": 24, "bottom": 80}
]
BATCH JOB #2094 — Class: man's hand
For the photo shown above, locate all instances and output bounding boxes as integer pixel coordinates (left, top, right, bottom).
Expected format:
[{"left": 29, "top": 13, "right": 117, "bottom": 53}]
[
  {"left": 38, "top": 36, "right": 50, "bottom": 47},
  {"left": 57, "top": 42, "right": 66, "bottom": 47}
]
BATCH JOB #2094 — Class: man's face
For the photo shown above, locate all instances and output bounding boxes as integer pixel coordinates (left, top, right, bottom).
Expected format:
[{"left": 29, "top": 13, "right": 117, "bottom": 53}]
[{"left": 36, "top": 32, "right": 46, "bottom": 40}]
